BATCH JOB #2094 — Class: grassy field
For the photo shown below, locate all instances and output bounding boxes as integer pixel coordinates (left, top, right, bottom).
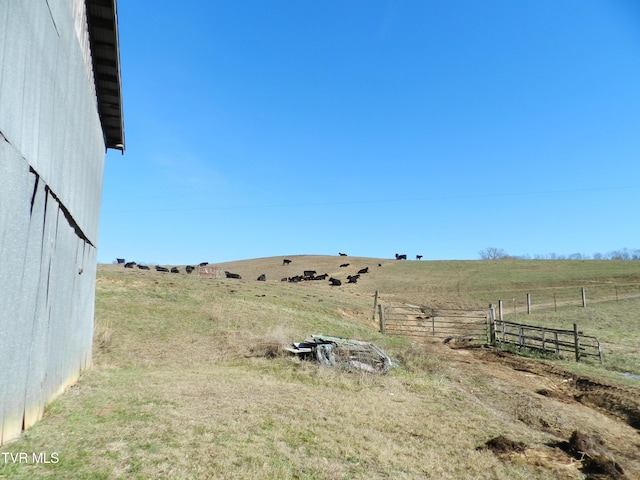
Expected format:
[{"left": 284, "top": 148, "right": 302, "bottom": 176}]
[{"left": 1, "top": 256, "right": 639, "bottom": 479}]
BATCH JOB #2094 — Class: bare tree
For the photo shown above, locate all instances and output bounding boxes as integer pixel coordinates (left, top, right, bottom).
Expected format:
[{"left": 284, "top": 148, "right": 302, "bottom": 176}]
[{"left": 478, "top": 247, "right": 508, "bottom": 260}]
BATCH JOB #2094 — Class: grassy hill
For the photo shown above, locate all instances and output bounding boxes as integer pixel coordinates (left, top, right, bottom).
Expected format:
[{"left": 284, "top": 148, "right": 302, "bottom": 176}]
[{"left": 1, "top": 256, "right": 639, "bottom": 479}]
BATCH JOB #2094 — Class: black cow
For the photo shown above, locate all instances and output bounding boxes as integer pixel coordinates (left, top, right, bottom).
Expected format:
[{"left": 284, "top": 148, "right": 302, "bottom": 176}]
[
  {"left": 357, "top": 267, "right": 369, "bottom": 274},
  {"left": 339, "top": 253, "right": 347, "bottom": 256},
  {"left": 395, "top": 253, "right": 407, "bottom": 260},
  {"left": 124, "top": 262, "right": 136, "bottom": 268},
  {"left": 303, "top": 270, "right": 316, "bottom": 278},
  {"left": 329, "top": 277, "right": 341, "bottom": 286},
  {"left": 347, "top": 274, "right": 360, "bottom": 283},
  {"left": 313, "top": 273, "right": 329, "bottom": 280},
  {"left": 225, "top": 271, "right": 241, "bottom": 279},
  {"left": 137, "top": 264, "right": 150, "bottom": 270},
  {"left": 339, "top": 263, "right": 350, "bottom": 268},
  {"left": 185, "top": 265, "right": 194, "bottom": 274},
  {"left": 116, "top": 258, "right": 125, "bottom": 264},
  {"left": 416, "top": 255, "right": 423, "bottom": 260},
  {"left": 156, "top": 266, "right": 169, "bottom": 273},
  {"left": 283, "top": 259, "right": 292, "bottom": 265},
  {"left": 199, "top": 262, "right": 208, "bottom": 266},
  {"left": 257, "top": 274, "right": 266, "bottom": 281},
  {"left": 288, "top": 275, "right": 303, "bottom": 283},
  {"left": 171, "top": 267, "right": 180, "bottom": 273}
]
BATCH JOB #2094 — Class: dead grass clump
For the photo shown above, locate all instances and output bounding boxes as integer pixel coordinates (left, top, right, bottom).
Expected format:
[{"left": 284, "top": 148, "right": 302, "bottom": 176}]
[
  {"left": 93, "top": 316, "right": 115, "bottom": 353},
  {"left": 247, "top": 342, "right": 285, "bottom": 358},
  {"left": 234, "top": 327, "right": 295, "bottom": 359}
]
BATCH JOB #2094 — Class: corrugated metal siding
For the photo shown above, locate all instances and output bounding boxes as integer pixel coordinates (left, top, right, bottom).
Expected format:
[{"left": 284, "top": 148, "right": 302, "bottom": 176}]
[
  {"left": 0, "top": 1, "right": 105, "bottom": 242},
  {"left": 0, "top": 0, "right": 104, "bottom": 445}
]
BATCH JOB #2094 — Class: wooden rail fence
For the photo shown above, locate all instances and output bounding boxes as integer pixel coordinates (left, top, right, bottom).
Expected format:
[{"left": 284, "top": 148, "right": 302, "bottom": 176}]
[
  {"left": 373, "top": 294, "right": 602, "bottom": 363},
  {"left": 489, "top": 306, "right": 602, "bottom": 363}
]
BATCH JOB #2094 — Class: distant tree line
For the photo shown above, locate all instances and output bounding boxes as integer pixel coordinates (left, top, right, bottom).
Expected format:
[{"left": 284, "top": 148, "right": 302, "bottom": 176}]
[{"left": 478, "top": 247, "right": 640, "bottom": 261}]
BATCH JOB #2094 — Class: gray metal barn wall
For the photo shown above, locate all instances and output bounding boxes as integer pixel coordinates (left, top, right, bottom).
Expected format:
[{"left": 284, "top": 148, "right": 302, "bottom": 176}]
[{"left": 0, "top": 0, "right": 106, "bottom": 445}]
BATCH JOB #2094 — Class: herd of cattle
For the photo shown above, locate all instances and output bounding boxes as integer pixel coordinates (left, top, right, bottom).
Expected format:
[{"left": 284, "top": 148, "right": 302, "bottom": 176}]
[{"left": 116, "top": 253, "right": 422, "bottom": 287}]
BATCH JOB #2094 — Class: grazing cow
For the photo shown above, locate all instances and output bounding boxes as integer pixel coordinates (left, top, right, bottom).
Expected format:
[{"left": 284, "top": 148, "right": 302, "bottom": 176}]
[
  {"left": 395, "top": 253, "right": 407, "bottom": 260},
  {"left": 357, "top": 267, "right": 369, "bottom": 274},
  {"left": 137, "top": 264, "right": 150, "bottom": 270},
  {"left": 281, "top": 277, "right": 288, "bottom": 282},
  {"left": 124, "top": 262, "right": 136, "bottom": 268},
  {"left": 156, "top": 266, "right": 169, "bottom": 273},
  {"left": 339, "top": 253, "right": 347, "bottom": 256},
  {"left": 283, "top": 259, "right": 292, "bottom": 265},
  {"left": 416, "top": 255, "right": 423, "bottom": 260},
  {"left": 328, "top": 277, "right": 342, "bottom": 286},
  {"left": 303, "top": 270, "right": 317, "bottom": 278},
  {"left": 257, "top": 274, "right": 266, "bottom": 281},
  {"left": 199, "top": 262, "right": 208, "bottom": 267},
  {"left": 185, "top": 265, "right": 194, "bottom": 274},
  {"left": 171, "top": 267, "right": 180, "bottom": 273},
  {"left": 225, "top": 271, "right": 241, "bottom": 279},
  {"left": 116, "top": 258, "right": 125, "bottom": 264},
  {"left": 378, "top": 263, "right": 382, "bottom": 267},
  {"left": 339, "top": 263, "right": 350, "bottom": 268}
]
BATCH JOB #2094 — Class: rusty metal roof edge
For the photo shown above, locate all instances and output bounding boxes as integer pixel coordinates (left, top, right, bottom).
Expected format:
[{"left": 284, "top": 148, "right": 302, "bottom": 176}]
[{"left": 86, "top": 0, "right": 125, "bottom": 153}]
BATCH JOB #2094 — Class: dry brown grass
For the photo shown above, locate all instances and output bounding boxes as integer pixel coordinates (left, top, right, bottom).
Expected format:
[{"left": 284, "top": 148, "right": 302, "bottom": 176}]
[{"left": 2, "top": 256, "right": 639, "bottom": 479}]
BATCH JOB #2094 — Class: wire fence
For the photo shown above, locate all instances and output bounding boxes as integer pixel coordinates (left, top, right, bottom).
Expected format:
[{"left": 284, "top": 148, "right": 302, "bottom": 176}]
[
  {"left": 379, "top": 305, "right": 489, "bottom": 344},
  {"left": 489, "top": 283, "right": 640, "bottom": 316}
]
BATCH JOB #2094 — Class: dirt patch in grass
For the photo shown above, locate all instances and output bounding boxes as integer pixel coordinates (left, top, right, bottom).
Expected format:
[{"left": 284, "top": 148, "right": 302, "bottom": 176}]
[
  {"left": 434, "top": 342, "right": 640, "bottom": 477},
  {"left": 553, "top": 430, "right": 627, "bottom": 479},
  {"left": 480, "top": 435, "right": 528, "bottom": 455}
]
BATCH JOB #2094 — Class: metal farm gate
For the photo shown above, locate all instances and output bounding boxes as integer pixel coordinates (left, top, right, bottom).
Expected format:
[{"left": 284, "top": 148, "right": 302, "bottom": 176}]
[{"left": 380, "top": 305, "right": 490, "bottom": 344}]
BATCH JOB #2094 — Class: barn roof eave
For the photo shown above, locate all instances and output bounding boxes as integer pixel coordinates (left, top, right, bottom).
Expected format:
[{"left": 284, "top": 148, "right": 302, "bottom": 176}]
[{"left": 86, "top": 0, "right": 125, "bottom": 153}]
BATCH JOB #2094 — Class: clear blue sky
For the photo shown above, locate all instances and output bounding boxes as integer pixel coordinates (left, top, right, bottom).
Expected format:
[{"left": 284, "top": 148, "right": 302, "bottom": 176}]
[{"left": 98, "top": 0, "right": 640, "bottom": 265}]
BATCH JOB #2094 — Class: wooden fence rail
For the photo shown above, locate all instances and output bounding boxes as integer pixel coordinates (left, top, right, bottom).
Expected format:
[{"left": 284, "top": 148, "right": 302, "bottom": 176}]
[
  {"left": 489, "top": 311, "right": 602, "bottom": 363},
  {"left": 376, "top": 298, "right": 602, "bottom": 364}
]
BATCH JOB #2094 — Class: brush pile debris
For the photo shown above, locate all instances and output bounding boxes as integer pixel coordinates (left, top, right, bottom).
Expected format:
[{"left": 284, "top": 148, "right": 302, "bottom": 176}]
[{"left": 286, "top": 335, "right": 392, "bottom": 374}]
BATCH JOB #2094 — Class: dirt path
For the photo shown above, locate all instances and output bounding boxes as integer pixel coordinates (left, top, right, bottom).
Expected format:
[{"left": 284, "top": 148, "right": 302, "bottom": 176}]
[{"left": 426, "top": 339, "right": 640, "bottom": 478}]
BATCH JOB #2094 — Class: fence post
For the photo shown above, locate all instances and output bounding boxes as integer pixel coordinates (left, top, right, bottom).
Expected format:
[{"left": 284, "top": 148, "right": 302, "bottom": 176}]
[
  {"left": 488, "top": 304, "right": 496, "bottom": 346},
  {"left": 432, "top": 311, "right": 435, "bottom": 336},
  {"left": 554, "top": 293, "right": 557, "bottom": 312},
  {"left": 372, "top": 290, "right": 379, "bottom": 321},
  {"left": 518, "top": 325, "right": 524, "bottom": 348},
  {"left": 573, "top": 323, "right": 580, "bottom": 362},
  {"left": 581, "top": 288, "right": 586, "bottom": 308},
  {"left": 498, "top": 300, "right": 503, "bottom": 321},
  {"left": 527, "top": 293, "right": 531, "bottom": 314},
  {"left": 379, "top": 305, "right": 385, "bottom": 334}
]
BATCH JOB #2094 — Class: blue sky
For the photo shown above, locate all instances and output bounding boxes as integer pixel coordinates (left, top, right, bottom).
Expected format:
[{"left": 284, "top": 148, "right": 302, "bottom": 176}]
[{"left": 98, "top": 0, "right": 640, "bottom": 265}]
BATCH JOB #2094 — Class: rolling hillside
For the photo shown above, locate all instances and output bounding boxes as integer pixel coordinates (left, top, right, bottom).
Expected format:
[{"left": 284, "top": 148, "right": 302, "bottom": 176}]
[{"left": 1, "top": 256, "right": 638, "bottom": 479}]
